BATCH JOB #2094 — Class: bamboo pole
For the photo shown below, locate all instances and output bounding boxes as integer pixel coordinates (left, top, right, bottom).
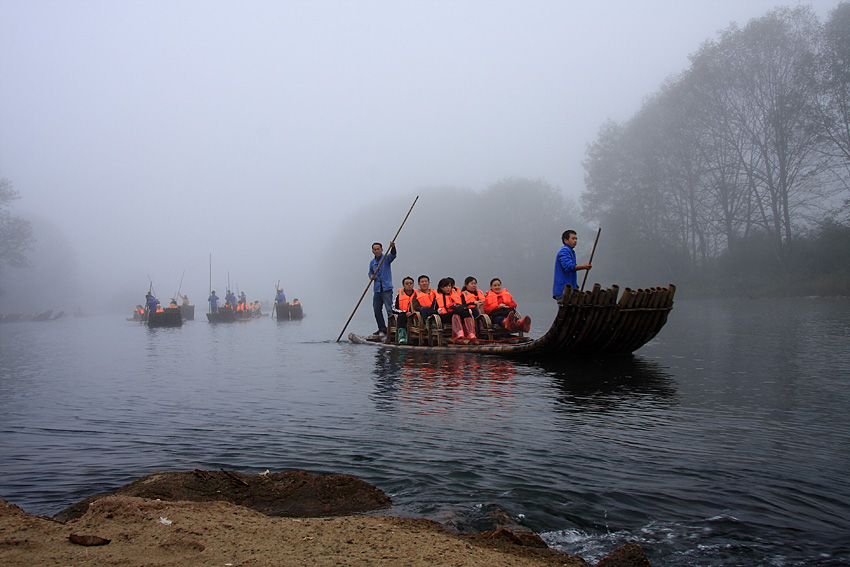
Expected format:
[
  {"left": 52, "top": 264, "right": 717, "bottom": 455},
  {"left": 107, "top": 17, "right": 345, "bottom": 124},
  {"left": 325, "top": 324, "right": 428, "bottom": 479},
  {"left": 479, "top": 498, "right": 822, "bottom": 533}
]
[
  {"left": 336, "top": 196, "right": 419, "bottom": 342},
  {"left": 580, "top": 228, "right": 601, "bottom": 292}
]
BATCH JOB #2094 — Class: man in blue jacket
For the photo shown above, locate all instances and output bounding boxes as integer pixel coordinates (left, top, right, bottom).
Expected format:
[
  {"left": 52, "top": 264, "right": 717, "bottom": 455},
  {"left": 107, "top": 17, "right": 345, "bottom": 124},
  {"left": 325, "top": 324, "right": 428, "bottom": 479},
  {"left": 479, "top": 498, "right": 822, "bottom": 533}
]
[
  {"left": 369, "top": 241, "right": 396, "bottom": 337},
  {"left": 553, "top": 230, "right": 591, "bottom": 301}
]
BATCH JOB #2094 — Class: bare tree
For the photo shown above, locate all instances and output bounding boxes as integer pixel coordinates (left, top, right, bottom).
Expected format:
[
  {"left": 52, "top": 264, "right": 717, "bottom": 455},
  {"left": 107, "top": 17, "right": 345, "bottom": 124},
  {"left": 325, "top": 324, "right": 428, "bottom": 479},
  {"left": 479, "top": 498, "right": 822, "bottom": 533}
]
[
  {"left": 819, "top": 2, "right": 850, "bottom": 186},
  {"left": 0, "top": 177, "right": 35, "bottom": 286}
]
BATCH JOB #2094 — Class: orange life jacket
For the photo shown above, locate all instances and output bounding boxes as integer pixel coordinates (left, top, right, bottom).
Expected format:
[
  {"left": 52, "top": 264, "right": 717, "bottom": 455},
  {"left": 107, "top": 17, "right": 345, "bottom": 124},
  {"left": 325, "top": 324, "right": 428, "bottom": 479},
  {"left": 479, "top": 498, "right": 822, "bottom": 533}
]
[
  {"left": 397, "top": 289, "right": 416, "bottom": 312},
  {"left": 434, "top": 289, "right": 463, "bottom": 314},
  {"left": 483, "top": 288, "right": 517, "bottom": 314},
  {"left": 414, "top": 289, "right": 436, "bottom": 308},
  {"left": 461, "top": 289, "right": 485, "bottom": 306}
]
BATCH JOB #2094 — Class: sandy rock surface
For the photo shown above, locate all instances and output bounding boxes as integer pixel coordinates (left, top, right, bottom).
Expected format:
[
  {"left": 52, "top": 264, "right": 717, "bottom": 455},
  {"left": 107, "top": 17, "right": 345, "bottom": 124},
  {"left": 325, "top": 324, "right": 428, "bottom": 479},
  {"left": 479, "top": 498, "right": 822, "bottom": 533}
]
[
  {"left": 1, "top": 470, "right": 651, "bottom": 566},
  {"left": 2, "top": 496, "right": 590, "bottom": 567}
]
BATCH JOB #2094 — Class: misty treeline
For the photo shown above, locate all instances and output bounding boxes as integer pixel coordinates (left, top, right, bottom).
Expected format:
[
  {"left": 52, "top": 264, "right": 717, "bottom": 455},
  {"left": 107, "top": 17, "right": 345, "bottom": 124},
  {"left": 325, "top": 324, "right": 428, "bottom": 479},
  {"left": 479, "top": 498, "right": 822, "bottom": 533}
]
[
  {"left": 325, "top": 178, "right": 595, "bottom": 310},
  {"left": 0, "top": 177, "right": 34, "bottom": 296},
  {"left": 582, "top": 4, "right": 850, "bottom": 293}
]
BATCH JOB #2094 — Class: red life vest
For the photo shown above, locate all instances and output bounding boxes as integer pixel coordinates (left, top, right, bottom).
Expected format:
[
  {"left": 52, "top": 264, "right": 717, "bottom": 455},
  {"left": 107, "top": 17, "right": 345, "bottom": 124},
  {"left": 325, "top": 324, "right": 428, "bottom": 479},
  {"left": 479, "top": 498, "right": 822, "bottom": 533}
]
[{"left": 483, "top": 288, "right": 517, "bottom": 314}]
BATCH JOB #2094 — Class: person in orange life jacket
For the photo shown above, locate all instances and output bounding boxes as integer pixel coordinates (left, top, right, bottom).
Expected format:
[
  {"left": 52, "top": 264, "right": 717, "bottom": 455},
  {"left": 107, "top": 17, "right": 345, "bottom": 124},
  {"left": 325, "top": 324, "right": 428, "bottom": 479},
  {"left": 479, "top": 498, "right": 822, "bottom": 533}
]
[
  {"left": 391, "top": 276, "right": 417, "bottom": 344},
  {"left": 412, "top": 274, "right": 437, "bottom": 321},
  {"left": 369, "top": 241, "right": 397, "bottom": 336},
  {"left": 432, "top": 277, "right": 477, "bottom": 344},
  {"left": 168, "top": 299, "right": 179, "bottom": 309},
  {"left": 460, "top": 276, "right": 486, "bottom": 318},
  {"left": 483, "top": 278, "right": 531, "bottom": 333}
]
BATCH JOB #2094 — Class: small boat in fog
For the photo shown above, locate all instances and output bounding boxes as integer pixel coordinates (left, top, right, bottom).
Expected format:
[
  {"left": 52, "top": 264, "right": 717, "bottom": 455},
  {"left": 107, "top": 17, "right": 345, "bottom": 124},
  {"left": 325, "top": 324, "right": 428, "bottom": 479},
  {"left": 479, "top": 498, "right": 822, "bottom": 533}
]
[
  {"left": 349, "top": 284, "right": 675, "bottom": 358},
  {"left": 274, "top": 299, "right": 304, "bottom": 321},
  {"left": 147, "top": 307, "right": 183, "bottom": 328},
  {"left": 207, "top": 303, "right": 264, "bottom": 323},
  {"left": 179, "top": 304, "right": 195, "bottom": 321}
]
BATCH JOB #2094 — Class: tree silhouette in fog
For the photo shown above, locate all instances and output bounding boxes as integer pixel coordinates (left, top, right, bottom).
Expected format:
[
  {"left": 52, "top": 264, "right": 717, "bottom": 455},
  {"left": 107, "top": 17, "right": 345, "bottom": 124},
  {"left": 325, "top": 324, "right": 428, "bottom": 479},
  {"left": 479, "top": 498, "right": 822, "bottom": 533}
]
[{"left": 582, "top": 5, "right": 850, "bottom": 288}]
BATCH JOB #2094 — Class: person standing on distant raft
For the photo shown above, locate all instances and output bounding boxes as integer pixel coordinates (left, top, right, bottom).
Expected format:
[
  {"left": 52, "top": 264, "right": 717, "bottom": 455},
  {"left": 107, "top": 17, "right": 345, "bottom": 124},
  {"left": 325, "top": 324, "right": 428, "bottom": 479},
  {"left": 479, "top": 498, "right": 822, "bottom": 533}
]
[
  {"left": 553, "top": 229, "right": 592, "bottom": 301},
  {"left": 368, "top": 240, "right": 396, "bottom": 337},
  {"left": 208, "top": 291, "right": 219, "bottom": 313},
  {"left": 145, "top": 292, "right": 158, "bottom": 314},
  {"left": 275, "top": 288, "right": 286, "bottom": 304}
]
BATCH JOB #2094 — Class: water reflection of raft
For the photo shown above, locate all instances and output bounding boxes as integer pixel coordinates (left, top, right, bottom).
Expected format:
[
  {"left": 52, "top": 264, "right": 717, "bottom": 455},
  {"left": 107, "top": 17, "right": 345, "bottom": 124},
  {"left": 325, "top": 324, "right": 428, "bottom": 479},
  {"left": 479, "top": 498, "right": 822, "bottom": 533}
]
[
  {"left": 274, "top": 301, "right": 304, "bottom": 321},
  {"left": 148, "top": 308, "right": 183, "bottom": 328},
  {"left": 349, "top": 284, "right": 675, "bottom": 357}
]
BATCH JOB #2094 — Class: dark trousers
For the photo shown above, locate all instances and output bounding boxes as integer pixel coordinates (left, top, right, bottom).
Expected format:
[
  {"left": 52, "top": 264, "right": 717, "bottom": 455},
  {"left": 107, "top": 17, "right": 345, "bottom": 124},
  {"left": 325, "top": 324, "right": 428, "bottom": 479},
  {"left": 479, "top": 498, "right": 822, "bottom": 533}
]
[{"left": 373, "top": 290, "right": 393, "bottom": 332}]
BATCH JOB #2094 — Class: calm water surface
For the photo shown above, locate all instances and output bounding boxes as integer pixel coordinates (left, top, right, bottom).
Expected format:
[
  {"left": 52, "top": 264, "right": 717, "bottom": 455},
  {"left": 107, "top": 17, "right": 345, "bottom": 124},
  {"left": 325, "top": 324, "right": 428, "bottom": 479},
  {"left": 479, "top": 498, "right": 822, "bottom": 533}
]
[{"left": 1, "top": 297, "right": 849, "bottom": 566}]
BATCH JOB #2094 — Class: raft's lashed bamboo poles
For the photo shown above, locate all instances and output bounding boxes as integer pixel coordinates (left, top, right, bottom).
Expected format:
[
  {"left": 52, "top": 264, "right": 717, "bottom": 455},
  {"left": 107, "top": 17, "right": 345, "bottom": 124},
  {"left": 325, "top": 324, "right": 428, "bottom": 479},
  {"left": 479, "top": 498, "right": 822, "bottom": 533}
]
[{"left": 349, "top": 283, "right": 675, "bottom": 357}]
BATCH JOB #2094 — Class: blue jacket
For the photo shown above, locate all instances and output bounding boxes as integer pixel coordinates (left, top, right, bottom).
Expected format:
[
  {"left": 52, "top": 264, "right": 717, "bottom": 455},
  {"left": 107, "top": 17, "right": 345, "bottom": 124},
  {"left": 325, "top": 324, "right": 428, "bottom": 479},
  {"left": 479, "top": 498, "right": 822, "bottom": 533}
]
[
  {"left": 208, "top": 294, "right": 219, "bottom": 309},
  {"left": 369, "top": 247, "right": 396, "bottom": 293},
  {"left": 553, "top": 244, "right": 578, "bottom": 297},
  {"left": 276, "top": 291, "right": 286, "bottom": 303}
]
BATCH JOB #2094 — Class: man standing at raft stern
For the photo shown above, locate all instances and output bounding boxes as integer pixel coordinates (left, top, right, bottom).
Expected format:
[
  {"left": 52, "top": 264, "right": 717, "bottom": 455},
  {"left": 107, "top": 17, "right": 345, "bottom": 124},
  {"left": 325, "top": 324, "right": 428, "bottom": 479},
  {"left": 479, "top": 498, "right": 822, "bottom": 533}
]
[
  {"left": 553, "top": 230, "right": 592, "bottom": 301},
  {"left": 369, "top": 240, "right": 396, "bottom": 337}
]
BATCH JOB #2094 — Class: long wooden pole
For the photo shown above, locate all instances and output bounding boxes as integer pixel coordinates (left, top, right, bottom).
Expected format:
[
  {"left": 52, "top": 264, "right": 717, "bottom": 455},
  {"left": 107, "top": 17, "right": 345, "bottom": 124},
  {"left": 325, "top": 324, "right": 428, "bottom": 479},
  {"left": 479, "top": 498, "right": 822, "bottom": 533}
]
[
  {"left": 580, "top": 227, "right": 601, "bottom": 292},
  {"left": 336, "top": 196, "right": 419, "bottom": 342},
  {"left": 174, "top": 269, "right": 185, "bottom": 301}
]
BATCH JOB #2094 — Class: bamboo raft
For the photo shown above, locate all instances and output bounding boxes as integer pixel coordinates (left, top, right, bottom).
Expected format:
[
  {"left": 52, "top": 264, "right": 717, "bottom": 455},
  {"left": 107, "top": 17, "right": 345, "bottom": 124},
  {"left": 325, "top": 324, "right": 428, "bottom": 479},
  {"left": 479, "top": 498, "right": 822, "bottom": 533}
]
[
  {"left": 275, "top": 301, "right": 305, "bottom": 321},
  {"left": 148, "top": 308, "right": 183, "bottom": 328},
  {"left": 349, "top": 283, "right": 675, "bottom": 357}
]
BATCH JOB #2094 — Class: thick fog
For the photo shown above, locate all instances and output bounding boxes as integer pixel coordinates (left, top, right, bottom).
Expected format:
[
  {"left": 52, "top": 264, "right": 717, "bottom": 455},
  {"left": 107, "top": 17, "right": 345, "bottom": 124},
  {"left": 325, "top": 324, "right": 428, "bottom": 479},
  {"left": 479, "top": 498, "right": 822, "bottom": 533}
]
[{"left": 0, "top": 0, "right": 837, "bottom": 316}]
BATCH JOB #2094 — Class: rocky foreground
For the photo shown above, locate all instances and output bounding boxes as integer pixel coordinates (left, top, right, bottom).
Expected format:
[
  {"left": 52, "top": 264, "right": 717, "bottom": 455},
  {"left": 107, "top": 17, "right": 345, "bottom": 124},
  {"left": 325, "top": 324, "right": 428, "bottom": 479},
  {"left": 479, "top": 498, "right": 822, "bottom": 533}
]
[{"left": 0, "top": 470, "right": 650, "bottom": 567}]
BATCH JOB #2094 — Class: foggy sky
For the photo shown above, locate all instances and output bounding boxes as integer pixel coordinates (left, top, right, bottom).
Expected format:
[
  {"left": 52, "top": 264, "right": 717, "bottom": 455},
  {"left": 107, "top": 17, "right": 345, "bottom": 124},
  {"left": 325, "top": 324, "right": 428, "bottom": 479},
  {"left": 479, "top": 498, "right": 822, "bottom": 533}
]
[{"left": 0, "top": 0, "right": 838, "bottom": 313}]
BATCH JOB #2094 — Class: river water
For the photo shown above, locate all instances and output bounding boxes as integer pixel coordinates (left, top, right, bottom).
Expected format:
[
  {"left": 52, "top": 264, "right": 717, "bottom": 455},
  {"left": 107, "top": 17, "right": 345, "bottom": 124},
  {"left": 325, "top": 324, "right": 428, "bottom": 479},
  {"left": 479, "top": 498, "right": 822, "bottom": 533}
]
[{"left": 1, "top": 297, "right": 849, "bottom": 566}]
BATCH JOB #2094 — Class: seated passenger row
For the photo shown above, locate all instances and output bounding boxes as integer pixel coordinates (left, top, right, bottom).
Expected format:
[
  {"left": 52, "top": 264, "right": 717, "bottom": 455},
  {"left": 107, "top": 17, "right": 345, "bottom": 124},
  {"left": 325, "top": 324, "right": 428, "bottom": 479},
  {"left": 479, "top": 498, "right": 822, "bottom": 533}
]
[{"left": 391, "top": 275, "right": 531, "bottom": 344}]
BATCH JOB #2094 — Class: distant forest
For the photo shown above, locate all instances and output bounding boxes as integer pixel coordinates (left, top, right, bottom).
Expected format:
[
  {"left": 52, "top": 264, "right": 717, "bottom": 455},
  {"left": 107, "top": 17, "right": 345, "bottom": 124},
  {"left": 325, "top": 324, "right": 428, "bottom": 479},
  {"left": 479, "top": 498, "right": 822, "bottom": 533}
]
[
  {"left": 330, "top": 4, "right": 850, "bottom": 304},
  {"left": 582, "top": 4, "right": 850, "bottom": 296}
]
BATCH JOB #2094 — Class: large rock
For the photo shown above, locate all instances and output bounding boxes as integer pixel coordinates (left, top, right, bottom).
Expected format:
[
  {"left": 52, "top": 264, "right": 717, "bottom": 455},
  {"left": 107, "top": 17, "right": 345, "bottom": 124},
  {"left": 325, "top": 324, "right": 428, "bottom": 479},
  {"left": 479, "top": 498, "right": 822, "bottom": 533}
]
[
  {"left": 595, "top": 542, "right": 651, "bottom": 567},
  {"left": 55, "top": 469, "right": 391, "bottom": 522}
]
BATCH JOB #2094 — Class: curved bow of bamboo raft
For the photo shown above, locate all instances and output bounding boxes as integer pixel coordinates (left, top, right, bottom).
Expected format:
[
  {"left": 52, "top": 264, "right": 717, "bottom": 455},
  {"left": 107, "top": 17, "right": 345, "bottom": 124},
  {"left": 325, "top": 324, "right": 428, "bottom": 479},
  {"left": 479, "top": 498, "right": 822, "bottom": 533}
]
[
  {"left": 349, "top": 283, "right": 675, "bottom": 357},
  {"left": 528, "top": 283, "right": 675, "bottom": 357}
]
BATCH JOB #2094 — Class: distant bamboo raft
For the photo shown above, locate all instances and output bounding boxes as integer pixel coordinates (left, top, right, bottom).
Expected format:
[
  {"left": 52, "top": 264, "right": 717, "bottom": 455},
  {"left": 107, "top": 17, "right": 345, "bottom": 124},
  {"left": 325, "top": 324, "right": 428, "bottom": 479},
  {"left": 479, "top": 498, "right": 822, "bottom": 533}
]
[{"left": 349, "top": 283, "right": 675, "bottom": 357}]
